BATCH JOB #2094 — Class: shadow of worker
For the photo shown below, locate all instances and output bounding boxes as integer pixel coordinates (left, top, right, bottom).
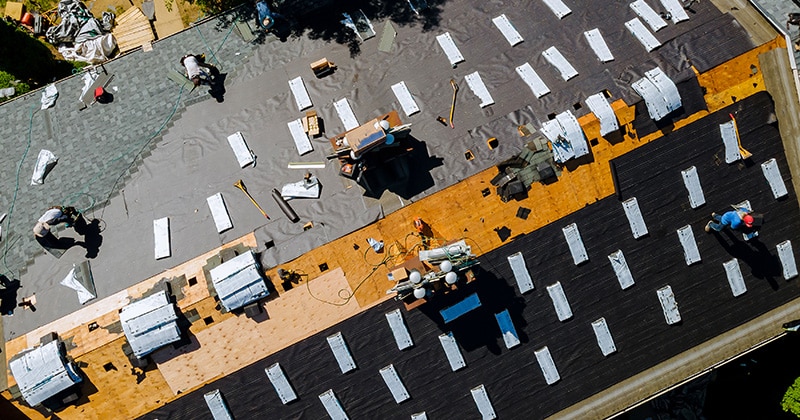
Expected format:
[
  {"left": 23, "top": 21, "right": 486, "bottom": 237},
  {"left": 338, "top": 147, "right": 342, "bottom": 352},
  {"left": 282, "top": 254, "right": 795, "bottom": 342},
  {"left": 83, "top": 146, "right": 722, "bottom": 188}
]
[
  {"left": 208, "top": 71, "right": 227, "bottom": 103},
  {"left": 35, "top": 231, "right": 79, "bottom": 253},
  {"left": 0, "top": 276, "right": 21, "bottom": 316},
  {"left": 73, "top": 216, "right": 104, "bottom": 259}
]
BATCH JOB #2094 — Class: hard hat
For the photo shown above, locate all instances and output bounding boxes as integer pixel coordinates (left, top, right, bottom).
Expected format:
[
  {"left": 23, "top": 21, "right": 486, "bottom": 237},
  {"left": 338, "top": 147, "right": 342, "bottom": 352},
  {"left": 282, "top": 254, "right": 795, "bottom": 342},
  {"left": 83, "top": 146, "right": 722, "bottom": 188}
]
[{"left": 743, "top": 214, "right": 754, "bottom": 228}]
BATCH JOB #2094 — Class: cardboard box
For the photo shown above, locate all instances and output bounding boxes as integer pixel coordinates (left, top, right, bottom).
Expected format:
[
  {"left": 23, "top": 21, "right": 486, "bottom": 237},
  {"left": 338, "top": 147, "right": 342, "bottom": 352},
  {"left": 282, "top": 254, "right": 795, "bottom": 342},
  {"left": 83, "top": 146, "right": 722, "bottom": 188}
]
[
  {"left": 4, "top": 2, "right": 24, "bottom": 21},
  {"left": 389, "top": 267, "right": 408, "bottom": 282}
]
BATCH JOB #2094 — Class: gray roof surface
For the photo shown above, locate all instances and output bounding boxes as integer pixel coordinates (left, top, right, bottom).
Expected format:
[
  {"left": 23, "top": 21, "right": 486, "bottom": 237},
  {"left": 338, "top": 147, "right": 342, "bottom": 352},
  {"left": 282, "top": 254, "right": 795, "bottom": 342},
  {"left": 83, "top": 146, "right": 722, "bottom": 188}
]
[{"left": 0, "top": 0, "right": 756, "bottom": 344}]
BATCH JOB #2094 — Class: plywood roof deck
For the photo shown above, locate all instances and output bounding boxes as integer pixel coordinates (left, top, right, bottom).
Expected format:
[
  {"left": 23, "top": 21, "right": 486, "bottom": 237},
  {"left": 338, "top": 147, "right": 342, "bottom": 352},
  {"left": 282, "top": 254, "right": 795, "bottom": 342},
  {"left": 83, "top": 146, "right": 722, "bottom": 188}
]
[{"left": 0, "top": 35, "right": 783, "bottom": 420}]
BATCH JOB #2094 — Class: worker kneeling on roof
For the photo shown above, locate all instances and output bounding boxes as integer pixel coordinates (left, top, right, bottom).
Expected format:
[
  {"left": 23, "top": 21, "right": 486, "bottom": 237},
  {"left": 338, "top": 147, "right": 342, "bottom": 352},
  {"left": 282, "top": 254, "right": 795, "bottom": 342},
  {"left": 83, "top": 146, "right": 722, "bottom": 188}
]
[
  {"left": 705, "top": 208, "right": 755, "bottom": 233},
  {"left": 180, "top": 54, "right": 217, "bottom": 87},
  {"left": 33, "top": 206, "right": 78, "bottom": 243}
]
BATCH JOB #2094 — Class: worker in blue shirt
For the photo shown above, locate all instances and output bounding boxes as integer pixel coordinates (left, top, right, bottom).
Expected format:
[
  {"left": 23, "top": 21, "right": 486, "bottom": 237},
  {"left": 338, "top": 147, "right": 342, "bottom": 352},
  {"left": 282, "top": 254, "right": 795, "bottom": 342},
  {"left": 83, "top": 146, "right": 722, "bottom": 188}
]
[
  {"left": 705, "top": 209, "right": 754, "bottom": 232},
  {"left": 255, "top": 0, "right": 285, "bottom": 31}
]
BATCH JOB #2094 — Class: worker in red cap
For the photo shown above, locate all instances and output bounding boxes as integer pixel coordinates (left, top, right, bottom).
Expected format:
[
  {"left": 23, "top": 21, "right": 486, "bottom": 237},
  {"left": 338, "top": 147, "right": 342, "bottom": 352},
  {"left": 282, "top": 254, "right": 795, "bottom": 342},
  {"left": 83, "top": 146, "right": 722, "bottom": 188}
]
[{"left": 705, "top": 209, "right": 755, "bottom": 233}]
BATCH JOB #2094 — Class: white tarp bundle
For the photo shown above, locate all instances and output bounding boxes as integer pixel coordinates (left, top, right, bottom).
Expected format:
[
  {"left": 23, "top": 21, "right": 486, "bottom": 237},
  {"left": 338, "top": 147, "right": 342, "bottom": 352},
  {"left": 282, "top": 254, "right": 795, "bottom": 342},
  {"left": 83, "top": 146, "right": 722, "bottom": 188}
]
[
  {"left": 60, "top": 261, "right": 97, "bottom": 304},
  {"left": 8, "top": 340, "right": 82, "bottom": 406},
  {"left": 31, "top": 150, "right": 58, "bottom": 185},
  {"left": 46, "top": 0, "right": 114, "bottom": 44},
  {"left": 40, "top": 84, "right": 58, "bottom": 109},
  {"left": 59, "top": 34, "right": 118, "bottom": 64}
]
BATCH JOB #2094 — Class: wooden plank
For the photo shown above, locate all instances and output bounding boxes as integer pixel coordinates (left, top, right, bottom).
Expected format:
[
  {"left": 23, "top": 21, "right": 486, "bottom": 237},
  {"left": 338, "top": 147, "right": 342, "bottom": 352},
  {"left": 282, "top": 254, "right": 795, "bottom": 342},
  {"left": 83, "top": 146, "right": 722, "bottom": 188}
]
[{"left": 113, "top": 7, "right": 155, "bottom": 53}]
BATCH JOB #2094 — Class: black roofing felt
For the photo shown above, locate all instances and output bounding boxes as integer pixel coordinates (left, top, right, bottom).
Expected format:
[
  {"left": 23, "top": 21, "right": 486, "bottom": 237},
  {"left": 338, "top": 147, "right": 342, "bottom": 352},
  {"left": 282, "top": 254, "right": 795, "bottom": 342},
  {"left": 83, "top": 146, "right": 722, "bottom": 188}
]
[
  {"left": 658, "top": 13, "right": 756, "bottom": 74},
  {"left": 142, "top": 92, "right": 800, "bottom": 419}
]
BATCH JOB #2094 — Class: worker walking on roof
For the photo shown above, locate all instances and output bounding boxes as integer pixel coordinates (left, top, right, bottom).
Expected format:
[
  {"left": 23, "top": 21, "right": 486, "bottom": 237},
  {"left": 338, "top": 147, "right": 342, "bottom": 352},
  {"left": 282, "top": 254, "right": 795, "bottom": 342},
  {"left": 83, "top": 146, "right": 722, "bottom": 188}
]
[
  {"left": 705, "top": 208, "right": 754, "bottom": 233},
  {"left": 180, "top": 54, "right": 216, "bottom": 87}
]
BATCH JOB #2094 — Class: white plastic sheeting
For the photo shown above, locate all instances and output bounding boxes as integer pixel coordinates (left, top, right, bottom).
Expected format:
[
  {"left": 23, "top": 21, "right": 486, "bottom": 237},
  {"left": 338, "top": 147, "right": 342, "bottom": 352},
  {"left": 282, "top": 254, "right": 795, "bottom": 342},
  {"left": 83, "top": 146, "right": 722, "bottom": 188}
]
[
  {"left": 379, "top": 364, "right": 410, "bottom": 403},
  {"left": 288, "top": 76, "right": 312, "bottom": 111},
  {"left": 625, "top": 18, "right": 661, "bottom": 52},
  {"left": 334, "top": 98, "right": 359, "bottom": 131},
  {"left": 657, "top": 285, "right": 681, "bottom": 325},
  {"left": 287, "top": 118, "right": 313, "bottom": 156},
  {"left": 541, "top": 110, "right": 588, "bottom": 163},
  {"left": 58, "top": 33, "right": 117, "bottom": 64},
  {"left": 677, "top": 225, "right": 701, "bottom": 265},
  {"left": 31, "top": 149, "right": 58, "bottom": 185},
  {"left": 492, "top": 14, "right": 523, "bottom": 46},
  {"left": 555, "top": 110, "right": 589, "bottom": 157},
  {"left": 584, "top": 28, "right": 614, "bottom": 62},
  {"left": 631, "top": 67, "right": 681, "bottom": 121},
  {"left": 59, "top": 261, "right": 97, "bottom": 304},
  {"left": 562, "top": 223, "right": 588, "bottom": 265},
  {"left": 319, "top": 389, "right": 350, "bottom": 420},
  {"left": 681, "top": 166, "right": 706, "bottom": 208},
  {"left": 436, "top": 32, "right": 465, "bottom": 66},
  {"left": 659, "top": 0, "right": 690, "bottom": 23},
  {"left": 608, "top": 250, "right": 635, "bottom": 290},
  {"left": 226, "top": 131, "right": 255, "bottom": 168},
  {"left": 541, "top": 0, "right": 571, "bottom": 18},
  {"left": 507, "top": 252, "right": 535, "bottom": 294},
  {"left": 209, "top": 250, "right": 269, "bottom": 311},
  {"left": 778, "top": 240, "right": 798, "bottom": 280},
  {"left": 761, "top": 158, "right": 788, "bottom": 199},
  {"left": 591, "top": 318, "right": 617, "bottom": 356},
  {"left": 515, "top": 63, "right": 550, "bottom": 98},
  {"left": 622, "top": 197, "right": 648, "bottom": 239},
  {"left": 206, "top": 193, "right": 233, "bottom": 233},
  {"left": 723, "top": 258, "right": 747, "bottom": 297},
  {"left": 265, "top": 363, "right": 298, "bottom": 404},
  {"left": 630, "top": 0, "right": 667, "bottom": 32},
  {"left": 9, "top": 340, "right": 82, "bottom": 406},
  {"left": 470, "top": 384, "right": 497, "bottom": 419},
  {"left": 204, "top": 389, "right": 234, "bottom": 420},
  {"left": 41, "top": 84, "right": 59, "bottom": 110},
  {"left": 153, "top": 217, "right": 171, "bottom": 260},
  {"left": 585, "top": 92, "right": 618, "bottom": 135},
  {"left": 391, "top": 81, "right": 420, "bottom": 117},
  {"left": 386, "top": 309, "right": 414, "bottom": 350},
  {"left": 546, "top": 282, "right": 573, "bottom": 321},
  {"left": 120, "top": 289, "right": 181, "bottom": 358},
  {"left": 464, "top": 71, "right": 495, "bottom": 107},
  {"left": 542, "top": 46, "right": 578, "bottom": 81},
  {"left": 534, "top": 346, "right": 561, "bottom": 385}
]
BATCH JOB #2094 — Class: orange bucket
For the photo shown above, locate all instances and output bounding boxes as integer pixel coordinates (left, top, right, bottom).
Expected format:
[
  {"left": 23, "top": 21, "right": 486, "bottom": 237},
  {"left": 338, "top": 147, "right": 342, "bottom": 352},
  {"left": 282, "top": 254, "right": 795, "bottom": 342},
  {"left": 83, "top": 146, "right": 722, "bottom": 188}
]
[{"left": 20, "top": 12, "right": 33, "bottom": 26}]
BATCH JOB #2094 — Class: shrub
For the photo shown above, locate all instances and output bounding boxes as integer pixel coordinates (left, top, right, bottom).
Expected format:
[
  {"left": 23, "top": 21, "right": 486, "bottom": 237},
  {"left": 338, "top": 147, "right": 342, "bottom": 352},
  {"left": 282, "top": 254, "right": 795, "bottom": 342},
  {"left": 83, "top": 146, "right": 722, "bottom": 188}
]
[{"left": 782, "top": 377, "right": 800, "bottom": 417}]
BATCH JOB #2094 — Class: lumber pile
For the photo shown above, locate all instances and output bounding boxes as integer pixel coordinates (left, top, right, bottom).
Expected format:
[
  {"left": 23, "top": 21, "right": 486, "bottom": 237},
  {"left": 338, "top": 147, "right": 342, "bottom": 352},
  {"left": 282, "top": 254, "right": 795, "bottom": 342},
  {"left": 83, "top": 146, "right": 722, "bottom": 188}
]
[{"left": 113, "top": 7, "right": 154, "bottom": 53}]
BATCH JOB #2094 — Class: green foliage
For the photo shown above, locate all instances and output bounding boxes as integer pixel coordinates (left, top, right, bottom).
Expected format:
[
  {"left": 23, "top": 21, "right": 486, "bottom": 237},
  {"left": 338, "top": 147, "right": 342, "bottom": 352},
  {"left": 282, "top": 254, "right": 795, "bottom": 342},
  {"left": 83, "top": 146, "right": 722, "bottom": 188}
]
[
  {"left": 0, "top": 70, "right": 31, "bottom": 102},
  {"left": 782, "top": 377, "right": 800, "bottom": 417},
  {"left": 0, "top": 19, "right": 74, "bottom": 90},
  {"left": 71, "top": 60, "right": 90, "bottom": 71},
  {"left": 0, "top": 69, "right": 14, "bottom": 87},
  {"left": 187, "top": 0, "right": 247, "bottom": 16}
]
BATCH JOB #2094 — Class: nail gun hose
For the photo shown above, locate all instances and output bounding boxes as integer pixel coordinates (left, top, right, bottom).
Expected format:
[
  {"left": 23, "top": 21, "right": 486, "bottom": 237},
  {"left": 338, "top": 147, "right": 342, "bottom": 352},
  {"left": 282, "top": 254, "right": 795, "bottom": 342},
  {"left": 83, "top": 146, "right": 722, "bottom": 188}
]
[{"left": 271, "top": 189, "right": 300, "bottom": 223}]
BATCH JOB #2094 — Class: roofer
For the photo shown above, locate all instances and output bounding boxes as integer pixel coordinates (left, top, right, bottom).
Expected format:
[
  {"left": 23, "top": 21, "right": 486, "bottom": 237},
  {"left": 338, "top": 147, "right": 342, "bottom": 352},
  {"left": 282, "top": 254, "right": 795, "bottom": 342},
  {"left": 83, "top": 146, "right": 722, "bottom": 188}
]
[
  {"left": 33, "top": 206, "right": 78, "bottom": 239},
  {"left": 255, "top": 0, "right": 285, "bottom": 32},
  {"left": 180, "top": 54, "right": 216, "bottom": 87},
  {"left": 705, "top": 208, "right": 754, "bottom": 233}
]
